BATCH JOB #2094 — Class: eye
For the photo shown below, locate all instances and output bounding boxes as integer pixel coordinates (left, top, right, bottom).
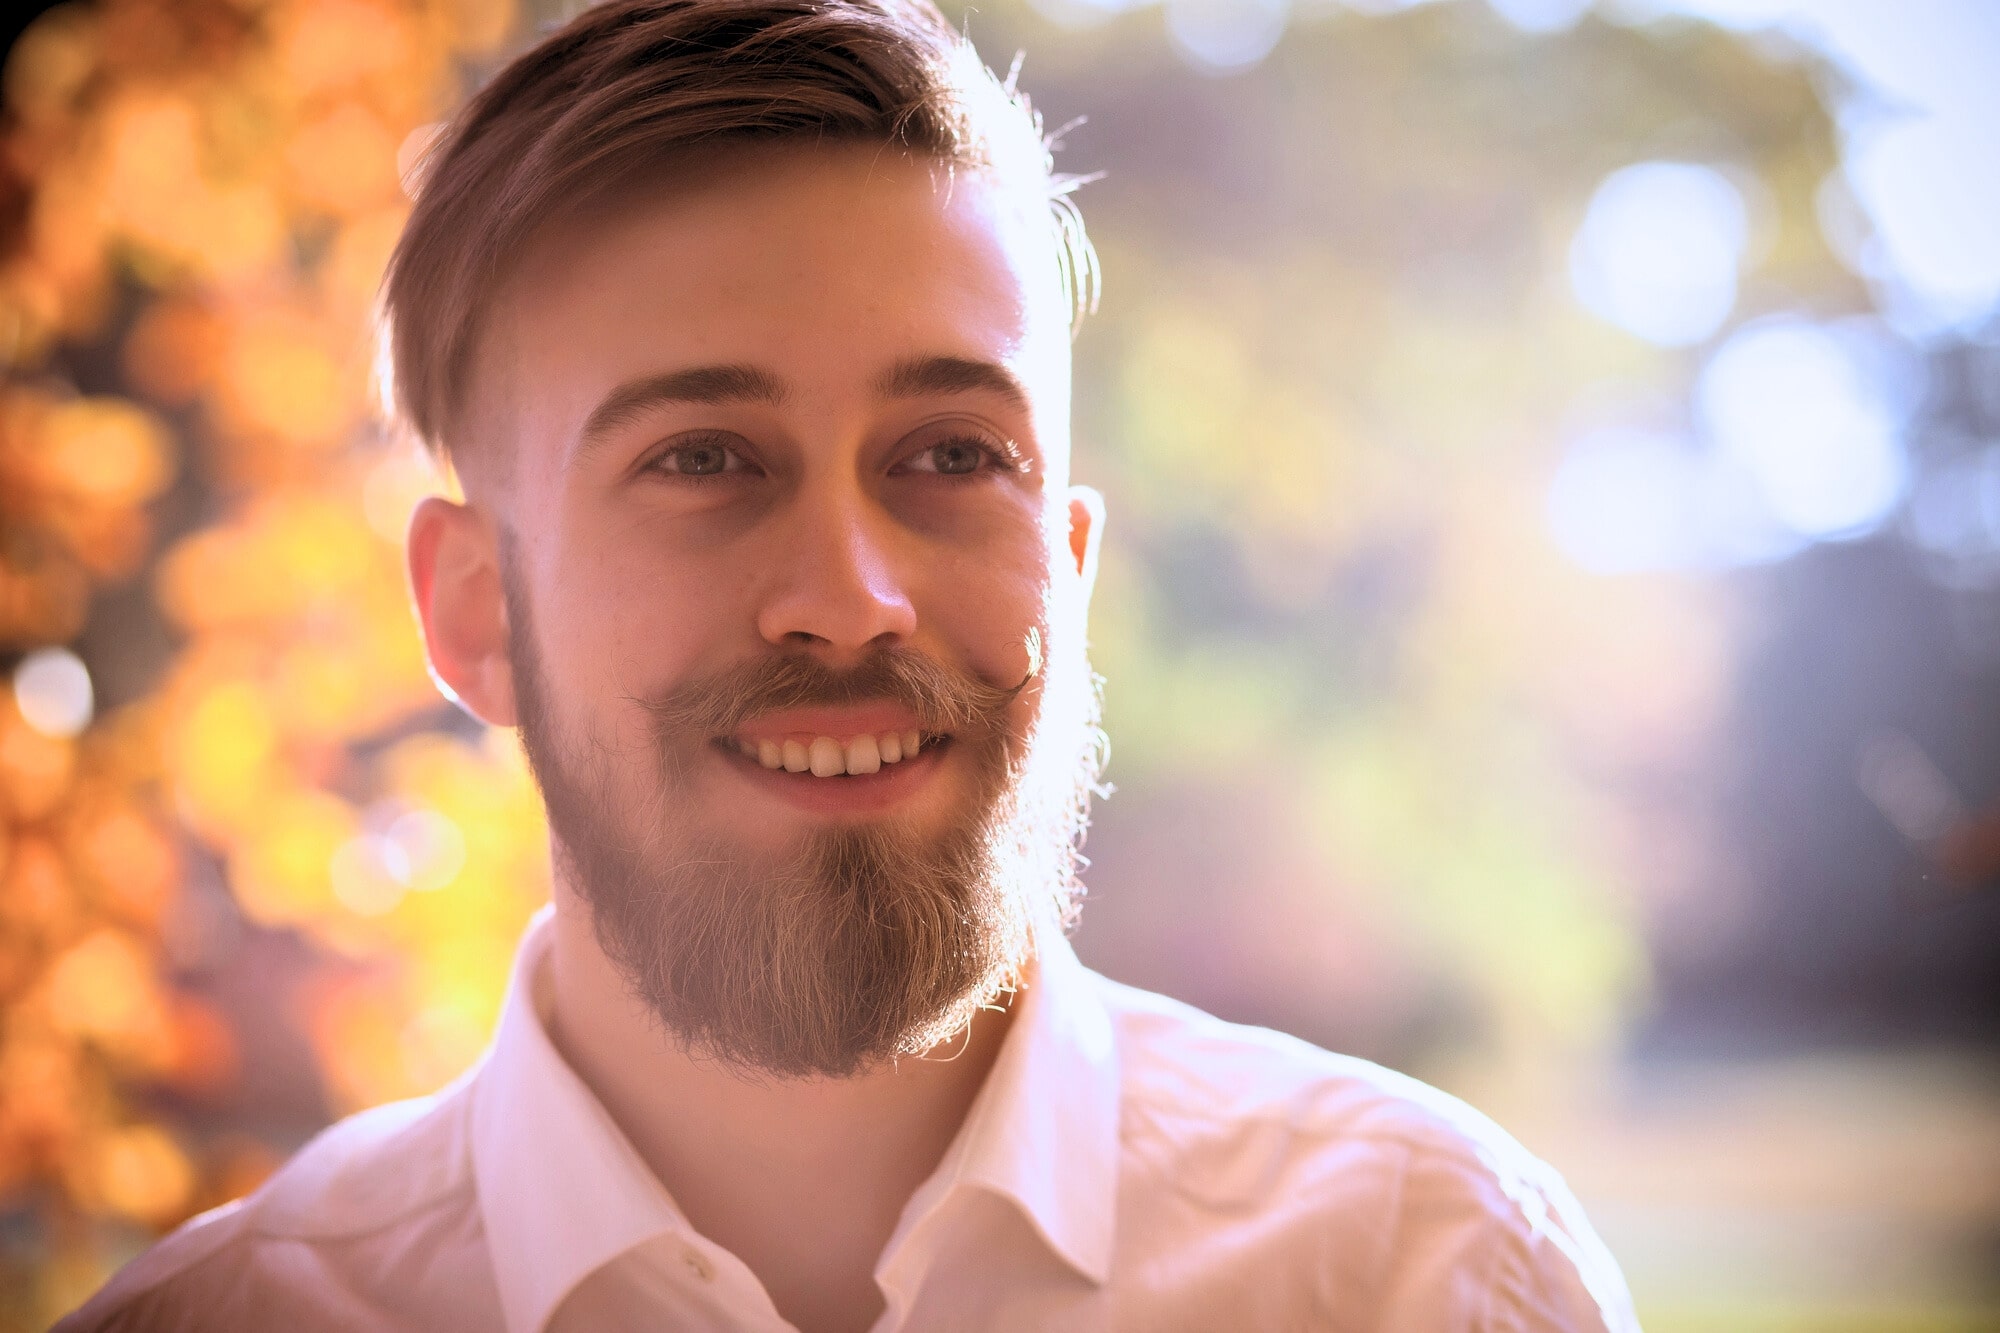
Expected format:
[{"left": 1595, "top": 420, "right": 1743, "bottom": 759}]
[
  {"left": 648, "top": 435, "right": 755, "bottom": 479},
  {"left": 902, "top": 435, "right": 1008, "bottom": 477}
]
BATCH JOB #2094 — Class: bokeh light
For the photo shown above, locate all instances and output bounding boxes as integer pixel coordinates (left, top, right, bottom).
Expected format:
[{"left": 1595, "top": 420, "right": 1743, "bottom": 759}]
[
  {"left": 11, "top": 648, "right": 93, "bottom": 739},
  {"left": 1486, "top": 0, "right": 1593, "bottom": 32},
  {"left": 1696, "top": 317, "right": 1908, "bottom": 540},
  {"left": 1569, "top": 162, "right": 1748, "bottom": 347},
  {"left": 1543, "top": 426, "right": 1804, "bottom": 574},
  {"left": 1163, "top": 0, "right": 1289, "bottom": 72},
  {"left": 1637, "top": 0, "right": 2000, "bottom": 335},
  {"left": 1906, "top": 444, "right": 2000, "bottom": 583}
]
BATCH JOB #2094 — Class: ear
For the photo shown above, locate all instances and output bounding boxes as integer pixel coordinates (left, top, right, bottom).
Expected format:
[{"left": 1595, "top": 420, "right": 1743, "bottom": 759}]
[
  {"left": 407, "top": 496, "right": 519, "bottom": 727},
  {"left": 1065, "top": 484, "right": 1106, "bottom": 598}
]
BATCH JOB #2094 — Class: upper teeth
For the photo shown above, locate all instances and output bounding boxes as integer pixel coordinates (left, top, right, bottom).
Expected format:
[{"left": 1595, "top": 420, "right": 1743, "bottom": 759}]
[{"left": 740, "top": 730, "right": 925, "bottom": 777}]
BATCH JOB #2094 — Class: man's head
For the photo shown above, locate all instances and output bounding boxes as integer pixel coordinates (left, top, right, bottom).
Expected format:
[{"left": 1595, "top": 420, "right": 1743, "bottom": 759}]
[{"left": 390, "top": 0, "right": 1108, "bottom": 1079}]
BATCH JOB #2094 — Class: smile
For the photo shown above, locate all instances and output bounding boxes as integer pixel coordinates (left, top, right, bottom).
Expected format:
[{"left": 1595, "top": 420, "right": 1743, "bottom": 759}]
[{"left": 728, "top": 729, "right": 932, "bottom": 777}]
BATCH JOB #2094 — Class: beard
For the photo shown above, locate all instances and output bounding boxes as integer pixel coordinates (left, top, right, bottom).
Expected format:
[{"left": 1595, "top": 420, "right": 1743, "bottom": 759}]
[{"left": 502, "top": 553, "right": 1104, "bottom": 1081}]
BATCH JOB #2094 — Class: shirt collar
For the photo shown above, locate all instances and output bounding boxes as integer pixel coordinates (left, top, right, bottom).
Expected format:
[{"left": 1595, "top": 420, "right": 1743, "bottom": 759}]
[
  {"left": 880, "top": 928, "right": 1123, "bottom": 1288},
  {"left": 470, "top": 907, "right": 686, "bottom": 1333},
  {"left": 471, "top": 909, "right": 1124, "bottom": 1333}
]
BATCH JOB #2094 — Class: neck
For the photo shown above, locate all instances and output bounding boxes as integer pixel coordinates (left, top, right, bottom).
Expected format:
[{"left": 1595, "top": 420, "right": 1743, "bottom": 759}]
[{"left": 542, "top": 883, "right": 1016, "bottom": 1332}]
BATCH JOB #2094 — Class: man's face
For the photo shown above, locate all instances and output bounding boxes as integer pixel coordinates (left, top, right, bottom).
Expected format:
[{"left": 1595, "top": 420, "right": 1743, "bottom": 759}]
[{"left": 437, "top": 143, "right": 1104, "bottom": 1077}]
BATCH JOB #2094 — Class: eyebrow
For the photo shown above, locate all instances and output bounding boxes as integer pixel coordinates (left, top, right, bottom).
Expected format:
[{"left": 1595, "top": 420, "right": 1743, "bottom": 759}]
[
  {"left": 572, "top": 363, "right": 787, "bottom": 464},
  {"left": 874, "top": 355, "right": 1030, "bottom": 414}
]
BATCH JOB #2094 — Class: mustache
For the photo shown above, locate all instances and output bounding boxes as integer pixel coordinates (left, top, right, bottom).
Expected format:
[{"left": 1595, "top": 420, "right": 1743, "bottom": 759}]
[{"left": 639, "top": 634, "right": 1040, "bottom": 743}]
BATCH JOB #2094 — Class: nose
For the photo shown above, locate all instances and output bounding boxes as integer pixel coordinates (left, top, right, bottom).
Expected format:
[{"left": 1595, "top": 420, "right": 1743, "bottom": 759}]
[{"left": 754, "top": 484, "right": 918, "bottom": 659}]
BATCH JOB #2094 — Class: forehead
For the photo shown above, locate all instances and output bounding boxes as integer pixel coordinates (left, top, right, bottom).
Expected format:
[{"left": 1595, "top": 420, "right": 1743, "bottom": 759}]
[{"left": 465, "top": 143, "right": 1073, "bottom": 484}]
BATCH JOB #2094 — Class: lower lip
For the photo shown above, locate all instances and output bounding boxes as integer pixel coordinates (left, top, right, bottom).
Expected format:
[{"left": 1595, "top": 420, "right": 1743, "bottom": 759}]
[{"left": 715, "top": 738, "right": 949, "bottom": 815}]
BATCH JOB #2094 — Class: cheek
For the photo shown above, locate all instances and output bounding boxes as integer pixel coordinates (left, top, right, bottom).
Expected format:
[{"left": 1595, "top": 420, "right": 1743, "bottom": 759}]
[
  {"left": 539, "top": 524, "right": 748, "bottom": 734},
  {"left": 915, "top": 524, "right": 1054, "bottom": 686}
]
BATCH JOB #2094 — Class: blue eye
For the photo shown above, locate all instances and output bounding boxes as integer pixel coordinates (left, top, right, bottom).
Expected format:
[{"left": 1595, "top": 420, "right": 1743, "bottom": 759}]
[
  {"left": 929, "top": 440, "right": 986, "bottom": 474},
  {"left": 651, "top": 436, "right": 752, "bottom": 478},
  {"left": 905, "top": 436, "right": 1007, "bottom": 476}
]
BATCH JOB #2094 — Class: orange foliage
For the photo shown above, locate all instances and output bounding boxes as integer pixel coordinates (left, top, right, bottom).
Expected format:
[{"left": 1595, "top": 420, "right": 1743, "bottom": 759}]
[{"left": 0, "top": 0, "right": 535, "bottom": 1321}]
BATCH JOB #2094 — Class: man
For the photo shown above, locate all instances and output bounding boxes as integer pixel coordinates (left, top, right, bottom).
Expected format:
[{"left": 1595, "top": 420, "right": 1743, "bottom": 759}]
[{"left": 60, "top": 1, "right": 1637, "bottom": 1329}]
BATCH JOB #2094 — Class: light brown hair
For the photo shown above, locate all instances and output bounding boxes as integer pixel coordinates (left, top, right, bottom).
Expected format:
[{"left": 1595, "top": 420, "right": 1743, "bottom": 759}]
[{"left": 380, "top": 0, "right": 1096, "bottom": 464}]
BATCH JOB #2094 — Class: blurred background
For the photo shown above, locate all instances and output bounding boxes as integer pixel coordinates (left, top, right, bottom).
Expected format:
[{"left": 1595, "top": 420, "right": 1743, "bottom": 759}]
[{"left": 1, "top": 0, "right": 1996, "bottom": 1327}]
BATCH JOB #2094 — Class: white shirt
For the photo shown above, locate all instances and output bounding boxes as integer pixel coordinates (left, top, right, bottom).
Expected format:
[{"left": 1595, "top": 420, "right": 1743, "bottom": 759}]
[{"left": 59, "top": 909, "right": 1638, "bottom": 1332}]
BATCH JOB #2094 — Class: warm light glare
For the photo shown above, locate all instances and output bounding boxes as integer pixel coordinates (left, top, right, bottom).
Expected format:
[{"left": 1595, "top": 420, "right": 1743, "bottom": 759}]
[
  {"left": 330, "top": 835, "right": 408, "bottom": 917},
  {"left": 381, "top": 808, "right": 467, "bottom": 892}
]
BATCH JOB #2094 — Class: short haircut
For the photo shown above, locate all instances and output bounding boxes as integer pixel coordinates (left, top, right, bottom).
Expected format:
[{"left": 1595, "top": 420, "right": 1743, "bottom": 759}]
[{"left": 380, "top": 0, "right": 1097, "bottom": 465}]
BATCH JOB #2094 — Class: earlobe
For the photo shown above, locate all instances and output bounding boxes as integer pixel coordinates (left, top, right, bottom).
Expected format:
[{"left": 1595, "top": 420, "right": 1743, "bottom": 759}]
[
  {"left": 406, "top": 496, "right": 520, "bottom": 727},
  {"left": 1066, "top": 484, "right": 1106, "bottom": 595}
]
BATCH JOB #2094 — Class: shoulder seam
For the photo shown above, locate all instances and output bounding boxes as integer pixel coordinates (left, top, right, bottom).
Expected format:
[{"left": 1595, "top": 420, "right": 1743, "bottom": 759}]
[
  {"left": 61, "top": 1173, "right": 483, "bottom": 1331},
  {"left": 245, "top": 1080, "right": 477, "bottom": 1243},
  {"left": 1121, "top": 1093, "right": 1564, "bottom": 1217},
  {"left": 247, "top": 1168, "right": 480, "bottom": 1243}
]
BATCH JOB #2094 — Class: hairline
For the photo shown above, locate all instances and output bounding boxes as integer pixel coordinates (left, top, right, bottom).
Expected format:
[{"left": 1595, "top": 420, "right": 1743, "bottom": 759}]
[{"left": 380, "top": 0, "right": 1099, "bottom": 480}]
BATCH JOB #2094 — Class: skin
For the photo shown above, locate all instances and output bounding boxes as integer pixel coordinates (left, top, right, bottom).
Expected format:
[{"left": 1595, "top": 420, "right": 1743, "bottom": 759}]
[{"left": 406, "top": 143, "right": 1105, "bottom": 1333}]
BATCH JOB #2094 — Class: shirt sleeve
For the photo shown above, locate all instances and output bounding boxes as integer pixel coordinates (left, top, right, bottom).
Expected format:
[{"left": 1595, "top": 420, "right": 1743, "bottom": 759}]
[
  {"left": 1367, "top": 1135, "right": 1642, "bottom": 1333},
  {"left": 1481, "top": 1171, "right": 1641, "bottom": 1333}
]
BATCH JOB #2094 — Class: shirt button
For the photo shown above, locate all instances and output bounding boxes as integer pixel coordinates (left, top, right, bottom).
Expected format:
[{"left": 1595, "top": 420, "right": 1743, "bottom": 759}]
[{"left": 680, "top": 1247, "right": 715, "bottom": 1282}]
